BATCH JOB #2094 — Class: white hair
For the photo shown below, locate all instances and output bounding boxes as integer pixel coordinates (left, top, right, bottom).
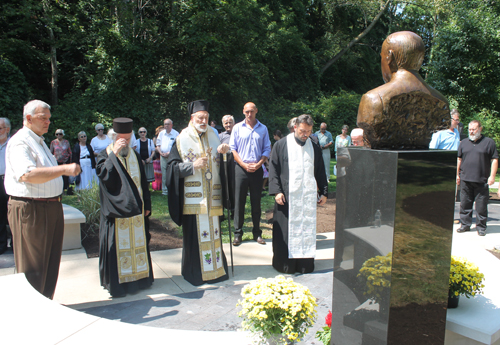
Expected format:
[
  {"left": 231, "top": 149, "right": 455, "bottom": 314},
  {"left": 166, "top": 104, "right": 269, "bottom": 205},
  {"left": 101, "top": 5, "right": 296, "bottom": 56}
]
[
  {"left": 0, "top": 118, "right": 11, "bottom": 128},
  {"left": 95, "top": 123, "right": 104, "bottom": 130},
  {"left": 107, "top": 129, "right": 117, "bottom": 141},
  {"left": 108, "top": 128, "right": 134, "bottom": 143},
  {"left": 23, "top": 100, "right": 50, "bottom": 122},
  {"left": 351, "top": 128, "right": 364, "bottom": 137},
  {"left": 222, "top": 115, "right": 234, "bottom": 123}
]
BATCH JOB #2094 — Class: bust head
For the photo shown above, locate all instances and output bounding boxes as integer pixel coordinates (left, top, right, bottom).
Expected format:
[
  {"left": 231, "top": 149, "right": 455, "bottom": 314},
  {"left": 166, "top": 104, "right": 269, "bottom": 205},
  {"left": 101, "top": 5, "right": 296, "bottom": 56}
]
[{"left": 381, "top": 31, "right": 425, "bottom": 83}]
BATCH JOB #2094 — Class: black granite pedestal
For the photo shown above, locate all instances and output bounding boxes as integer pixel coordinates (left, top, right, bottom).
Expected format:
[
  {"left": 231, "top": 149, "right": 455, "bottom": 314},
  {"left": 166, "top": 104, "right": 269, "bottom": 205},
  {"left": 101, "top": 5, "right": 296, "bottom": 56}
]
[{"left": 331, "top": 148, "right": 456, "bottom": 345}]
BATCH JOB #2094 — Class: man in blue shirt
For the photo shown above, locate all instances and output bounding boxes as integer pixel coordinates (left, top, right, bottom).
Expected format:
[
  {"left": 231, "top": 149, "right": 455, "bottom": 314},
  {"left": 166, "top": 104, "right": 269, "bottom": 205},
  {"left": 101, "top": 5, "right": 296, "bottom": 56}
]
[
  {"left": 229, "top": 102, "right": 271, "bottom": 246},
  {"left": 315, "top": 123, "right": 334, "bottom": 182},
  {"left": 429, "top": 109, "right": 460, "bottom": 150}
]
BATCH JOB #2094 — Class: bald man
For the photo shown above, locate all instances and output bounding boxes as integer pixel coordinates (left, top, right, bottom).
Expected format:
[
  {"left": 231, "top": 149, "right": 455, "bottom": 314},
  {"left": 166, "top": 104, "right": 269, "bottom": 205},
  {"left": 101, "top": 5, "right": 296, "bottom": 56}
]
[{"left": 229, "top": 102, "right": 271, "bottom": 246}]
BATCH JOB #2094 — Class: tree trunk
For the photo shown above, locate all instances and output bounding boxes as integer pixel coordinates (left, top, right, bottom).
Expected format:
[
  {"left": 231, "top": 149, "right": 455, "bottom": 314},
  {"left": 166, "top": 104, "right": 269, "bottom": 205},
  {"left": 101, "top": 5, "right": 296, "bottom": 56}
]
[
  {"left": 320, "top": 0, "right": 392, "bottom": 75},
  {"left": 48, "top": 26, "right": 58, "bottom": 106}
]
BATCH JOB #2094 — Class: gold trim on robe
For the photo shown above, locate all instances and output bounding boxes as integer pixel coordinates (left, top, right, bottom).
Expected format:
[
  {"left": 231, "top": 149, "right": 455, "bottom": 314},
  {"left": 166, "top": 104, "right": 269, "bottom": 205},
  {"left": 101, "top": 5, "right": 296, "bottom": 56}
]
[
  {"left": 107, "top": 144, "right": 150, "bottom": 284},
  {"left": 176, "top": 123, "right": 226, "bottom": 281}
]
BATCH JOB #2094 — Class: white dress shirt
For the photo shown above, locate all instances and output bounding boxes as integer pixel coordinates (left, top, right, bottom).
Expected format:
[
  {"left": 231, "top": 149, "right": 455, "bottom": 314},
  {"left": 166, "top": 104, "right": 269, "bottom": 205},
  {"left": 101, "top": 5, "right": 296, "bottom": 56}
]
[
  {"left": 156, "top": 128, "right": 180, "bottom": 154},
  {"left": 5, "top": 126, "right": 63, "bottom": 198}
]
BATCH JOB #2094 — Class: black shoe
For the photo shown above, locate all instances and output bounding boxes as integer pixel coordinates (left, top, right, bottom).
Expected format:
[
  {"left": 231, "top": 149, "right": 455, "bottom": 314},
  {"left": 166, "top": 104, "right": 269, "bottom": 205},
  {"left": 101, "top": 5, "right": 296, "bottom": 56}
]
[
  {"left": 233, "top": 233, "right": 242, "bottom": 246},
  {"left": 456, "top": 226, "right": 470, "bottom": 233},
  {"left": 255, "top": 236, "right": 266, "bottom": 245},
  {"left": 478, "top": 230, "right": 486, "bottom": 236}
]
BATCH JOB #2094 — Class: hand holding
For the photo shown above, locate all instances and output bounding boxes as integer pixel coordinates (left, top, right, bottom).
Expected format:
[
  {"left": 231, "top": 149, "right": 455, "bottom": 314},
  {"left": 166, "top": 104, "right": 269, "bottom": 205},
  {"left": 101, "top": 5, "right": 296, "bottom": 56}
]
[
  {"left": 65, "top": 163, "right": 81, "bottom": 176},
  {"left": 317, "top": 195, "right": 327, "bottom": 206},
  {"left": 275, "top": 193, "right": 286, "bottom": 205},
  {"left": 217, "top": 144, "right": 230, "bottom": 154},
  {"left": 193, "top": 156, "right": 208, "bottom": 170}
]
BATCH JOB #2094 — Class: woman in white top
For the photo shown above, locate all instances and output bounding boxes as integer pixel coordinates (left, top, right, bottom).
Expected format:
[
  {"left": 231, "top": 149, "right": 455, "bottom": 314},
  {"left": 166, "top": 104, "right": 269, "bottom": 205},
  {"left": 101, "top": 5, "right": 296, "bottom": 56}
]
[
  {"left": 334, "top": 125, "right": 352, "bottom": 158},
  {"left": 73, "top": 131, "right": 97, "bottom": 190},
  {"left": 135, "top": 127, "right": 156, "bottom": 183},
  {"left": 90, "top": 123, "right": 111, "bottom": 156}
]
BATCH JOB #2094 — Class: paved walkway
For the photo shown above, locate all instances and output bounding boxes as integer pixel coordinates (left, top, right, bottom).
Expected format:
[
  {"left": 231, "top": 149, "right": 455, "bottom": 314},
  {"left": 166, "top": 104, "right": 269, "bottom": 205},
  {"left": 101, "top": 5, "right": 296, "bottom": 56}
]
[
  {"left": 1, "top": 202, "right": 500, "bottom": 344},
  {"left": 0, "top": 228, "right": 334, "bottom": 344}
]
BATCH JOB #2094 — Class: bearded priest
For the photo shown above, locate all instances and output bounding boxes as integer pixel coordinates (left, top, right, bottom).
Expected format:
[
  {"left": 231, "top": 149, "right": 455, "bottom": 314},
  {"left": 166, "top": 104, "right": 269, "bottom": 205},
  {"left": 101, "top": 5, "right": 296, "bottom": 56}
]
[
  {"left": 96, "top": 117, "right": 154, "bottom": 297},
  {"left": 268, "top": 114, "right": 328, "bottom": 274},
  {"left": 166, "top": 100, "right": 231, "bottom": 286}
]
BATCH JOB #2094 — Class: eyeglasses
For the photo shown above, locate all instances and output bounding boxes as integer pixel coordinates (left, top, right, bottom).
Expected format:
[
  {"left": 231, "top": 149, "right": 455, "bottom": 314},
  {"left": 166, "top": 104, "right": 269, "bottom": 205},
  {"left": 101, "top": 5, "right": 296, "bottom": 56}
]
[
  {"left": 139, "top": 131, "right": 146, "bottom": 133},
  {"left": 56, "top": 133, "right": 63, "bottom": 136},
  {"left": 80, "top": 136, "right": 87, "bottom": 138},
  {"left": 451, "top": 118, "right": 460, "bottom": 122}
]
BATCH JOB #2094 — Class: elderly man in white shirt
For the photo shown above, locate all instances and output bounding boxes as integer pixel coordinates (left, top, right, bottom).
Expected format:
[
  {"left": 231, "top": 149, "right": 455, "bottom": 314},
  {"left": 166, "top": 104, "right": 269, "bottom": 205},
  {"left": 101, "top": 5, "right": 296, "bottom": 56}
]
[
  {"left": 5, "top": 100, "right": 80, "bottom": 299},
  {"left": 156, "top": 118, "right": 179, "bottom": 195}
]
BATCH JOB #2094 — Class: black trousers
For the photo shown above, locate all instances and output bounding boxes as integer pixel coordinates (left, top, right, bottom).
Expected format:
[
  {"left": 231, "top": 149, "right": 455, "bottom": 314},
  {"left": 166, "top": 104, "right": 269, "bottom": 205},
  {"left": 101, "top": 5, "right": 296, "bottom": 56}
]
[
  {"left": 234, "top": 164, "right": 263, "bottom": 238},
  {"left": 58, "top": 161, "right": 70, "bottom": 191},
  {"left": 0, "top": 175, "right": 9, "bottom": 252},
  {"left": 460, "top": 181, "right": 489, "bottom": 231}
]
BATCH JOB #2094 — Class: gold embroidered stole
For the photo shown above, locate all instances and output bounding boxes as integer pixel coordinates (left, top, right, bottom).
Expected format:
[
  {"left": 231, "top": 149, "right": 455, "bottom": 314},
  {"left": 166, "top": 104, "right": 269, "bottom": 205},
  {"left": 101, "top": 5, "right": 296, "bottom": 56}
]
[
  {"left": 177, "top": 124, "right": 226, "bottom": 281},
  {"left": 107, "top": 144, "right": 150, "bottom": 284}
]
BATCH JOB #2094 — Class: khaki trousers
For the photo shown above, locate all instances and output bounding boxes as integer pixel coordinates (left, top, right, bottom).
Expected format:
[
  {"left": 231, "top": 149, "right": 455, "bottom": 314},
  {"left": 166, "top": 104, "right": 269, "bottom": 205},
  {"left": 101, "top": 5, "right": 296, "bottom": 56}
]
[{"left": 8, "top": 197, "right": 64, "bottom": 299}]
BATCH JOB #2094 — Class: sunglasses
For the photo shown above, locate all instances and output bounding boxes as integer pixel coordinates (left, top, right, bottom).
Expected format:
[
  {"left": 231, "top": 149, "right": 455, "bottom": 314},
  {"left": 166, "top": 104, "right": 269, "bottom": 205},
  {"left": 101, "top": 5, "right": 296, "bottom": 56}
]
[
  {"left": 80, "top": 136, "right": 87, "bottom": 138},
  {"left": 139, "top": 131, "right": 146, "bottom": 133},
  {"left": 56, "top": 133, "right": 63, "bottom": 136},
  {"left": 97, "top": 128, "right": 104, "bottom": 131}
]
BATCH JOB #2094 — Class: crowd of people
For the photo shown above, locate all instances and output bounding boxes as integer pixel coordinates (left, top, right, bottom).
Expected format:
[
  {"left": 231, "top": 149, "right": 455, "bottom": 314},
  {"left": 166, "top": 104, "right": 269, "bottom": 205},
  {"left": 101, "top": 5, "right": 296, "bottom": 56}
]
[{"left": 1, "top": 98, "right": 498, "bottom": 300}]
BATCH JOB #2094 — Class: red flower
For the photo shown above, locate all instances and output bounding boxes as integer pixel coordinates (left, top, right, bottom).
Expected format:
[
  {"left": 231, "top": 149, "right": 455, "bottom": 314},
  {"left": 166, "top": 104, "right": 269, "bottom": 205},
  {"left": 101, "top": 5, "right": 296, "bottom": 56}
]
[{"left": 325, "top": 310, "right": 332, "bottom": 328}]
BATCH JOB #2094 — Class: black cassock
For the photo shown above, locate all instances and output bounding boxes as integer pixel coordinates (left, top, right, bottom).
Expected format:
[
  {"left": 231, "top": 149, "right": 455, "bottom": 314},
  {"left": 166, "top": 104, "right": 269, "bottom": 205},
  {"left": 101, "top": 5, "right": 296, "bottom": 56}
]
[
  {"left": 165, "top": 140, "right": 229, "bottom": 286},
  {"left": 268, "top": 136, "right": 328, "bottom": 274},
  {"left": 96, "top": 149, "right": 154, "bottom": 297}
]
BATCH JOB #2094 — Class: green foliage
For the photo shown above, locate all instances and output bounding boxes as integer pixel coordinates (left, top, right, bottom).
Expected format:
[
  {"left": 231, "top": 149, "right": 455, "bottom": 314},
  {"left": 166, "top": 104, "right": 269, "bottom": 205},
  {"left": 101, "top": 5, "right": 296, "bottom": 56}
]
[
  {"left": 0, "top": 59, "right": 29, "bottom": 129},
  {"left": 427, "top": 0, "right": 500, "bottom": 115},
  {"left": 263, "top": 91, "right": 361, "bottom": 138},
  {"left": 1, "top": 0, "right": 500, "bottom": 144},
  {"left": 74, "top": 181, "right": 101, "bottom": 236}
]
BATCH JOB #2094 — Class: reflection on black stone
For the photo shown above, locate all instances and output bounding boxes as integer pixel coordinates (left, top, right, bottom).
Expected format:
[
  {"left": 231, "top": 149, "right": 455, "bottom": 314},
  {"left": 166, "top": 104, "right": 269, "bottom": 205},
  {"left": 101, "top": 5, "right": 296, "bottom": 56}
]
[{"left": 332, "top": 149, "right": 455, "bottom": 345}]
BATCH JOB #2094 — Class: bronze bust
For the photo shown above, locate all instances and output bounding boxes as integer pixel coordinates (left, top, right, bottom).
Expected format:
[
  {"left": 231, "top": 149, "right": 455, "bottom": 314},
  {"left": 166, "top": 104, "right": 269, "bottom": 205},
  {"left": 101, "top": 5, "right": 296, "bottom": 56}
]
[{"left": 357, "top": 31, "right": 449, "bottom": 149}]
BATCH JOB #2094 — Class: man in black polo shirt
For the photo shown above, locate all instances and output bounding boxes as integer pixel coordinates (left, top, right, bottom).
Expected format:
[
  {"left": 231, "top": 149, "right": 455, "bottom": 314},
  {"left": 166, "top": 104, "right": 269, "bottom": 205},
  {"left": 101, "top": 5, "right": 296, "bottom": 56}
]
[{"left": 456, "top": 120, "right": 499, "bottom": 236}]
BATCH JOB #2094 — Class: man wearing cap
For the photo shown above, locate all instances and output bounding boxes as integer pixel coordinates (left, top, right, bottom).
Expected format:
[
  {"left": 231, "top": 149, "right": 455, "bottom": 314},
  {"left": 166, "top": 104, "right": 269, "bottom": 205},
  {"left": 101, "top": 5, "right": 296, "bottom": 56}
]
[
  {"left": 96, "top": 117, "right": 154, "bottom": 297},
  {"left": 165, "top": 100, "right": 230, "bottom": 286},
  {"left": 230, "top": 102, "right": 272, "bottom": 246},
  {"left": 5, "top": 100, "right": 81, "bottom": 298},
  {"left": 156, "top": 118, "right": 179, "bottom": 195}
]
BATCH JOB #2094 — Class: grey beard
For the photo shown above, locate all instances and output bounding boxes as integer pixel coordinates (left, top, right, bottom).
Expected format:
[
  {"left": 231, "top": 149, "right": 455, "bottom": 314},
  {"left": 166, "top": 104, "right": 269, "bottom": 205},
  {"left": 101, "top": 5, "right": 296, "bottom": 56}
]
[
  {"left": 119, "top": 146, "right": 130, "bottom": 157},
  {"left": 469, "top": 132, "right": 481, "bottom": 141},
  {"left": 194, "top": 123, "right": 208, "bottom": 133}
]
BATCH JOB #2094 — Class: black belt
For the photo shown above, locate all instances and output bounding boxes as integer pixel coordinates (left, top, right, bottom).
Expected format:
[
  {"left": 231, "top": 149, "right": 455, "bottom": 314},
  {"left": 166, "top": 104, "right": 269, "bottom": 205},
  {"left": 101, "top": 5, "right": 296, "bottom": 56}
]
[{"left": 11, "top": 195, "right": 62, "bottom": 203}]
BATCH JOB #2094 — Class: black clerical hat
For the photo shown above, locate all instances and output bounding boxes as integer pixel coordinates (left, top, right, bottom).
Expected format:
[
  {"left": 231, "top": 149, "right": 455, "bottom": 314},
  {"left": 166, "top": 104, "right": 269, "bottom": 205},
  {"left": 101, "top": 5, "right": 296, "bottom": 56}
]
[
  {"left": 188, "top": 100, "right": 210, "bottom": 115},
  {"left": 113, "top": 117, "right": 133, "bottom": 133}
]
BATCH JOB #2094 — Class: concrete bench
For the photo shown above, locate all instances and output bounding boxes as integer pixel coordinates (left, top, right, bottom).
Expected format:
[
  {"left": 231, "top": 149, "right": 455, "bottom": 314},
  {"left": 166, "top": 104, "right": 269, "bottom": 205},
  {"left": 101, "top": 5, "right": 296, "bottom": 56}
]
[
  {"left": 62, "top": 204, "right": 85, "bottom": 251},
  {"left": 445, "top": 219, "right": 500, "bottom": 345}
]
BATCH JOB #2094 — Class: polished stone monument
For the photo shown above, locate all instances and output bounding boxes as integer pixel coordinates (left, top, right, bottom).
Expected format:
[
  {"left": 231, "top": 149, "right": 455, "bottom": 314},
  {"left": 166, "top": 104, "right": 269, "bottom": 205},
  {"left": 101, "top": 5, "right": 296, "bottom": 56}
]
[{"left": 331, "top": 31, "right": 455, "bottom": 345}]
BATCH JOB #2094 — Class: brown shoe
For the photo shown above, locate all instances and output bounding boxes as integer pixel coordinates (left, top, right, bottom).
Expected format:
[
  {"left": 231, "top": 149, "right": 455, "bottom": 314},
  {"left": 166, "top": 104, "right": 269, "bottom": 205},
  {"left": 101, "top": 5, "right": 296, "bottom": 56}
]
[
  {"left": 255, "top": 236, "right": 266, "bottom": 245},
  {"left": 233, "top": 234, "right": 242, "bottom": 246}
]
